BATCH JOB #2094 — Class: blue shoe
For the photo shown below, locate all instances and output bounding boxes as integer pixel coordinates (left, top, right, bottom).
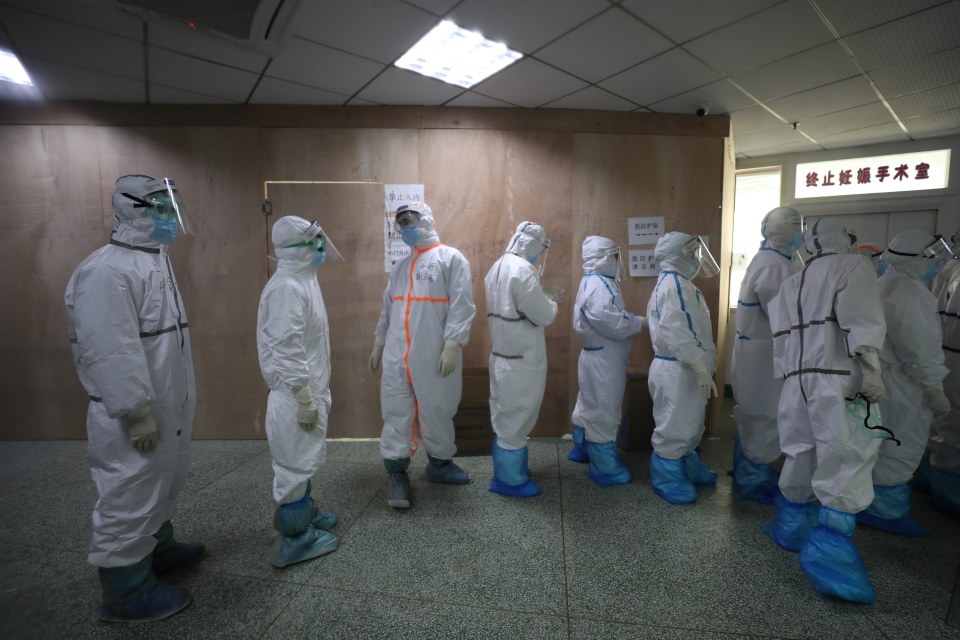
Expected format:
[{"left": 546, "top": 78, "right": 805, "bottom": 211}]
[
  {"left": 762, "top": 496, "right": 819, "bottom": 552},
  {"left": 151, "top": 521, "right": 206, "bottom": 574},
  {"left": 857, "top": 484, "right": 927, "bottom": 537},
  {"left": 910, "top": 451, "right": 932, "bottom": 493},
  {"left": 384, "top": 458, "right": 411, "bottom": 509},
  {"left": 425, "top": 455, "right": 472, "bottom": 485},
  {"left": 585, "top": 441, "right": 632, "bottom": 487},
  {"left": 650, "top": 453, "right": 696, "bottom": 504},
  {"left": 683, "top": 450, "right": 718, "bottom": 486},
  {"left": 489, "top": 441, "right": 542, "bottom": 497},
  {"left": 98, "top": 581, "right": 192, "bottom": 623},
  {"left": 271, "top": 526, "right": 339, "bottom": 568},
  {"left": 799, "top": 507, "right": 876, "bottom": 604},
  {"left": 567, "top": 426, "right": 589, "bottom": 463},
  {"left": 731, "top": 440, "right": 780, "bottom": 504},
  {"left": 929, "top": 467, "right": 960, "bottom": 519}
]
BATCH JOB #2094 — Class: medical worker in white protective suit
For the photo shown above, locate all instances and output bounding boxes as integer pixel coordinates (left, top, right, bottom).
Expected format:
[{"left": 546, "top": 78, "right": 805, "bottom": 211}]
[
  {"left": 65, "top": 175, "right": 204, "bottom": 623},
  {"left": 369, "top": 202, "right": 476, "bottom": 509},
  {"left": 257, "top": 216, "right": 342, "bottom": 568},
  {"left": 764, "top": 218, "right": 887, "bottom": 604},
  {"left": 927, "top": 227, "right": 960, "bottom": 518},
  {"left": 731, "top": 207, "right": 803, "bottom": 503},
  {"left": 568, "top": 236, "right": 646, "bottom": 486},
  {"left": 646, "top": 232, "right": 719, "bottom": 504},
  {"left": 854, "top": 231, "right": 952, "bottom": 537},
  {"left": 485, "top": 222, "right": 559, "bottom": 497}
]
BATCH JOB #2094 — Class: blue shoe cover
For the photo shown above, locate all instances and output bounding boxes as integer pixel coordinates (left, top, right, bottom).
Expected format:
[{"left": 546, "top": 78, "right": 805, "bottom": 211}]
[
  {"left": 799, "top": 507, "right": 876, "bottom": 604},
  {"left": 731, "top": 443, "right": 780, "bottom": 504},
  {"left": 683, "top": 450, "right": 718, "bottom": 486},
  {"left": 650, "top": 453, "right": 696, "bottom": 504},
  {"left": 910, "top": 451, "right": 932, "bottom": 494},
  {"left": 152, "top": 521, "right": 207, "bottom": 574},
  {"left": 489, "top": 442, "right": 542, "bottom": 497},
  {"left": 99, "top": 581, "right": 192, "bottom": 623},
  {"left": 762, "top": 496, "right": 819, "bottom": 552},
  {"left": 567, "top": 426, "right": 589, "bottom": 463},
  {"left": 273, "top": 493, "right": 316, "bottom": 537},
  {"left": 585, "top": 441, "right": 632, "bottom": 487},
  {"left": 857, "top": 484, "right": 927, "bottom": 537},
  {"left": 425, "top": 455, "right": 472, "bottom": 485},
  {"left": 271, "top": 526, "right": 339, "bottom": 568},
  {"left": 303, "top": 480, "right": 336, "bottom": 529},
  {"left": 929, "top": 468, "right": 960, "bottom": 519},
  {"left": 384, "top": 457, "right": 412, "bottom": 508}
]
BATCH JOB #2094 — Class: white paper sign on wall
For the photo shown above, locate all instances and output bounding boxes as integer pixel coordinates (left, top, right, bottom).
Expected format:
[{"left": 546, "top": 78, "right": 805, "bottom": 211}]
[
  {"left": 628, "top": 216, "right": 665, "bottom": 245},
  {"left": 383, "top": 184, "right": 423, "bottom": 273},
  {"left": 628, "top": 250, "right": 660, "bottom": 277}
]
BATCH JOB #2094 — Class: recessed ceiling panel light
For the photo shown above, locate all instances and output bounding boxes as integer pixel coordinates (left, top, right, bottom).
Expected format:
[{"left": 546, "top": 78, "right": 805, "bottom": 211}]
[
  {"left": 395, "top": 20, "right": 521, "bottom": 89},
  {"left": 0, "top": 50, "right": 33, "bottom": 86}
]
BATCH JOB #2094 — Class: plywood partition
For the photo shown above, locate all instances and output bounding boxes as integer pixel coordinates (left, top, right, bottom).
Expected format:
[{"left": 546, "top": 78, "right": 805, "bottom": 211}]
[{"left": 0, "top": 104, "right": 729, "bottom": 440}]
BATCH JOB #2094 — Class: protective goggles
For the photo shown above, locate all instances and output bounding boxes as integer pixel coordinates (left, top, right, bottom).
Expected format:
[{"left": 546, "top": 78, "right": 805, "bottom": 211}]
[
  {"left": 682, "top": 236, "right": 720, "bottom": 278},
  {"left": 122, "top": 177, "right": 188, "bottom": 233},
  {"left": 394, "top": 211, "right": 419, "bottom": 233},
  {"left": 283, "top": 220, "right": 344, "bottom": 262}
]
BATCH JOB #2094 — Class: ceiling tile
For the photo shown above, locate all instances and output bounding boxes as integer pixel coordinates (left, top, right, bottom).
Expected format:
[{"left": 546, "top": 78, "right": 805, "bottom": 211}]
[
  {"left": 648, "top": 79, "right": 754, "bottom": 115},
  {"left": 888, "top": 83, "right": 960, "bottom": 120},
  {"left": 0, "top": 7, "right": 143, "bottom": 80},
  {"left": 870, "top": 47, "right": 960, "bottom": 98},
  {"left": 621, "top": 0, "right": 781, "bottom": 43},
  {"left": 733, "top": 123, "right": 810, "bottom": 153},
  {"left": 903, "top": 108, "right": 960, "bottom": 137},
  {"left": 818, "top": 0, "right": 948, "bottom": 36},
  {"left": 0, "top": 0, "right": 143, "bottom": 39},
  {"left": 733, "top": 42, "right": 860, "bottom": 103},
  {"left": 730, "top": 105, "right": 784, "bottom": 135},
  {"left": 684, "top": 0, "right": 835, "bottom": 75},
  {"left": 817, "top": 122, "right": 911, "bottom": 149},
  {"left": 354, "top": 66, "right": 464, "bottom": 105},
  {"left": 737, "top": 138, "right": 822, "bottom": 159},
  {"left": 404, "top": 0, "right": 460, "bottom": 15},
  {"left": 290, "top": 0, "right": 436, "bottom": 64},
  {"left": 346, "top": 97, "right": 382, "bottom": 105},
  {"left": 0, "top": 79, "right": 43, "bottom": 101},
  {"left": 266, "top": 36, "right": 385, "bottom": 97},
  {"left": 535, "top": 6, "right": 672, "bottom": 83},
  {"left": 765, "top": 76, "right": 878, "bottom": 123},
  {"left": 542, "top": 86, "right": 638, "bottom": 111},
  {"left": 843, "top": 1, "right": 960, "bottom": 71},
  {"left": 599, "top": 47, "right": 721, "bottom": 105},
  {"left": 471, "top": 57, "right": 588, "bottom": 107},
  {"left": 150, "top": 84, "right": 237, "bottom": 104},
  {"left": 248, "top": 76, "right": 348, "bottom": 105},
  {"left": 148, "top": 47, "right": 259, "bottom": 102},
  {"left": 146, "top": 20, "right": 268, "bottom": 73},
  {"left": 20, "top": 57, "right": 144, "bottom": 102},
  {"left": 448, "top": 0, "right": 609, "bottom": 53},
  {"left": 445, "top": 91, "right": 516, "bottom": 107},
  {"left": 798, "top": 102, "right": 895, "bottom": 139}
]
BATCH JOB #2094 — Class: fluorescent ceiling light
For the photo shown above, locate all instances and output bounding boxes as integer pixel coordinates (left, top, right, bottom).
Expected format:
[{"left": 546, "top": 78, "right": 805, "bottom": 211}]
[
  {"left": 395, "top": 20, "right": 521, "bottom": 89},
  {"left": 0, "top": 50, "right": 33, "bottom": 86}
]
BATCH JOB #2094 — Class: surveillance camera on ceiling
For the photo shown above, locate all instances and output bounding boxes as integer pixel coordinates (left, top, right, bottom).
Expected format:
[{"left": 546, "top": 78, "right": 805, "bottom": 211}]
[{"left": 695, "top": 102, "right": 710, "bottom": 118}]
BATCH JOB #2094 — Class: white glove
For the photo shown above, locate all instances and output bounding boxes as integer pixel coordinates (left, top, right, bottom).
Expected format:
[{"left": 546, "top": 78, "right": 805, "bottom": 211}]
[
  {"left": 630, "top": 314, "right": 647, "bottom": 335},
  {"left": 925, "top": 385, "right": 951, "bottom": 419},
  {"left": 543, "top": 286, "right": 565, "bottom": 304},
  {"left": 438, "top": 339, "right": 459, "bottom": 377},
  {"left": 690, "top": 359, "right": 718, "bottom": 400},
  {"left": 294, "top": 386, "right": 319, "bottom": 433},
  {"left": 369, "top": 336, "right": 385, "bottom": 374},
  {"left": 857, "top": 349, "right": 885, "bottom": 403},
  {"left": 126, "top": 405, "right": 159, "bottom": 453}
]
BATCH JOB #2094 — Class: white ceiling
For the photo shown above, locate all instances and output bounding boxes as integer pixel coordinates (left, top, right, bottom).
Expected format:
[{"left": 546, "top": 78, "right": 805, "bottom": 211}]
[{"left": 1, "top": 0, "right": 958, "bottom": 159}]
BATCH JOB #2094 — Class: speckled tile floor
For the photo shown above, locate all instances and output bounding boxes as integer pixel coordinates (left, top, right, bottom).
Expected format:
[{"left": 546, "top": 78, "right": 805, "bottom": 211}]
[{"left": 1, "top": 399, "right": 958, "bottom": 639}]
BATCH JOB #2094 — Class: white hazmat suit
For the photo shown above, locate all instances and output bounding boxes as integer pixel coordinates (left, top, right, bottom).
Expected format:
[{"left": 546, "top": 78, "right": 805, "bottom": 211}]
[
  {"left": 485, "top": 222, "right": 557, "bottom": 496},
  {"left": 570, "top": 236, "right": 646, "bottom": 486}
]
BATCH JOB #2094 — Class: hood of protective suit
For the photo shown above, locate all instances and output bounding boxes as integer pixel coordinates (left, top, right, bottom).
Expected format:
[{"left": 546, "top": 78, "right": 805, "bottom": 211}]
[
  {"left": 581, "top": 235, "right": 618, "bottom": 277},
  {"left": 883, "top": 229, "right": 938, "bottom": 281},
  {"left": 111, "top": 174, "right": 163, "bottom": 249},
  {"left": 761, "top": 206, "right": 803, "bottom": 251},
  {"left": 506, "top": 221, "right": 548, "bottom": 261},
  {"left": 396, "top": 201, "right": 440, "bottom": 248},
  {"left": 804, "top": 218, "right": 854, "bottom": 255},
  {"left": 273, "top": 215, "right": 319, "bottom": 273},
  {"left": 655, "top": 231, "right": 699, "bottom": 279}
]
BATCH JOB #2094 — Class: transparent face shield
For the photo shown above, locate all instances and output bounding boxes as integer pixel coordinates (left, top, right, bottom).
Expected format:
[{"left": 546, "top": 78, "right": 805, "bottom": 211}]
[
  {"left": 602, "top": 245, "right": 623, "bottom": 282},
  {"left": 284, "top": 220, "right": 344, "bottom": 262},
  {"left": 685, "top": 236, "right": 719, "bottom": 278},
  {"left": 922, "top": 236, "right": 955, "bottom": 265},
  {"left": 533, "top": 239, "right": 550, "bottom": 277},
  {"left": 124, "top": 177, "right": 189, "bottom": 234}
]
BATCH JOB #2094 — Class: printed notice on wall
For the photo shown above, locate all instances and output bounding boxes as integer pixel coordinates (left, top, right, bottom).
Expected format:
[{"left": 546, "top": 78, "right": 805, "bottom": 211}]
[
  {"left": 628, "top": 216, "right": 664, "bottom": 245},
  {"left": 628, "top": 250, "right": 660, "bottom": 277},
  {"left": 384, "top": 184, "right": 423, "bottom": 273}
]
